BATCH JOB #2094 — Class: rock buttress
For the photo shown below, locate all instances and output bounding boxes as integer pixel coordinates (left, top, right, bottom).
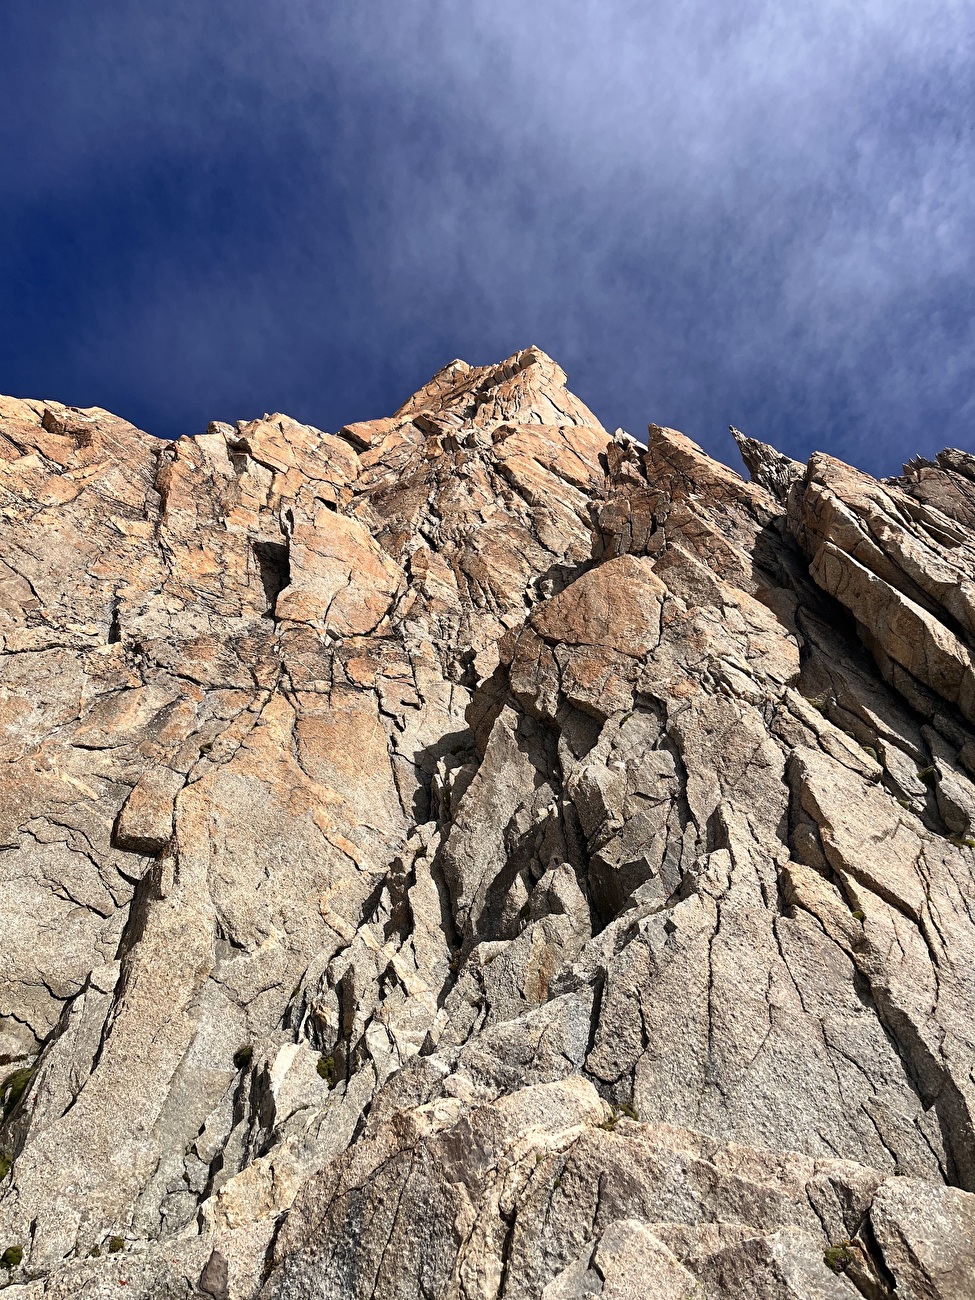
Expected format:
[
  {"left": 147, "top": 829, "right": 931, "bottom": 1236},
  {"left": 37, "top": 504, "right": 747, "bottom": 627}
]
[{"left": 1, "top": 352, "right": 974, "bottom": 1297}]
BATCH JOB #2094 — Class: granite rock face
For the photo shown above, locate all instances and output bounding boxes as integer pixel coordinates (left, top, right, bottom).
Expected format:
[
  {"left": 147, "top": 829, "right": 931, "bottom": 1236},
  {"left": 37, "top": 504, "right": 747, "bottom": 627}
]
[{"left": 1, "top": 349, "right": 975, "bottom": 1297}]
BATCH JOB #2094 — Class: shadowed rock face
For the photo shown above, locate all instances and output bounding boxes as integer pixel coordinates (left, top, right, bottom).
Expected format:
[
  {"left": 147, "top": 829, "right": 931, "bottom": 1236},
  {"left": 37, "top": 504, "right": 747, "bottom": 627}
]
[{"left": 1, "top": 348, "right": 975, "bottom": 1298}]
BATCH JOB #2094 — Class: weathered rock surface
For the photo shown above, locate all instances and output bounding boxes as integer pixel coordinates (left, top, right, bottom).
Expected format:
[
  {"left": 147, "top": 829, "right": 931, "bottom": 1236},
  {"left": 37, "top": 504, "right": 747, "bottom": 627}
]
[{"left": 1, "top": 348, "right": 975, "bottom": 1297}]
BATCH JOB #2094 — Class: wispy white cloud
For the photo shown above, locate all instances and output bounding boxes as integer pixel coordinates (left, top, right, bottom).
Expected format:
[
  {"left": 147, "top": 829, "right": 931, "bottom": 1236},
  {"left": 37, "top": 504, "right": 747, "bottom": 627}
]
[{"left": 0, "top": 0, "right": 972, "bottom": 472}]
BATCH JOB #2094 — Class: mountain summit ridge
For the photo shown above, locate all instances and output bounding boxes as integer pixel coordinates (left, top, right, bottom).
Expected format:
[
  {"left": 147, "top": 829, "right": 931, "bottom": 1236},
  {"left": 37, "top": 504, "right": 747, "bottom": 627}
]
[{"left": 1, "top": 351, "right": 974, "bottom": 1297}]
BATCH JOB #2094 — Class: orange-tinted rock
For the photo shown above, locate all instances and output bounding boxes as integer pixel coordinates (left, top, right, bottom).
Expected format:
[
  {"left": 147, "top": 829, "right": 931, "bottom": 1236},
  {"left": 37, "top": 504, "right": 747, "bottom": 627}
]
[{"left": 3, "top": 351, "right": 975, "bottom": 1299}]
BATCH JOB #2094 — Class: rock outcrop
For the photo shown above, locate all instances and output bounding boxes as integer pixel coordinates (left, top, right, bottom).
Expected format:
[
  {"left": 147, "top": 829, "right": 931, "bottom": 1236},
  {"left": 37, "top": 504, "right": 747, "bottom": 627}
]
[{"left": 1, "top": 348, "right": 975, "bottom": 1297}]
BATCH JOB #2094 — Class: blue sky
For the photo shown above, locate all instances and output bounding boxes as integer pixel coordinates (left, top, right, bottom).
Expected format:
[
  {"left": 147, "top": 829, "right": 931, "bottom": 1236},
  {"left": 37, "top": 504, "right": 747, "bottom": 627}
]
[{"left": 1, "top": 1, "right": 973, "bottom": 474}]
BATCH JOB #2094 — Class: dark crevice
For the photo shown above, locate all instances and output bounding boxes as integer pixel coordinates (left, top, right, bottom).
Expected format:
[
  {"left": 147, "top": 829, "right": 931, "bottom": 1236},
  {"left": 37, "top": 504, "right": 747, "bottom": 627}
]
[
  {"left": 854, "top": 1209, "right": 899, "bottom": 1299},
  {"left": 253, "top": 541, "right": 291, "bottom": 615},
  {"left": 107, "top": 599, "right": 121, "bottom": 644}
]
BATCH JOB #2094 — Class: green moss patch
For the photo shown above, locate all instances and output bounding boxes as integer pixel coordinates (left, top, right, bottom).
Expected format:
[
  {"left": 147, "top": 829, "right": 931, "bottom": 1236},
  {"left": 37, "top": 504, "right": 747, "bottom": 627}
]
[
  {"left": 0, "top": 1067, "right": 34, "bottom": 1119},
  {"left": 824, "top": 1242, "right": 854, "bottom": 1273}
]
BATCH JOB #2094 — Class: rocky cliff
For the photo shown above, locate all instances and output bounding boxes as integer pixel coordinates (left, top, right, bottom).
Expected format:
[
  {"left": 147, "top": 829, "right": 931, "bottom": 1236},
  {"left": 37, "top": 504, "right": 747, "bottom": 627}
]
[{"left": 1, "top": 349, "right": 974, "bottom": 1298}]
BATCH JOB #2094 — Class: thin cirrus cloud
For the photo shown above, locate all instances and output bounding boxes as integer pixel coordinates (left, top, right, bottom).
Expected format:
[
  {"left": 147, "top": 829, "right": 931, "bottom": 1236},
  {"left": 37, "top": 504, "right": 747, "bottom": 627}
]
[{"left": 0, "top": 0, "right": 972, "bottom": 475}]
